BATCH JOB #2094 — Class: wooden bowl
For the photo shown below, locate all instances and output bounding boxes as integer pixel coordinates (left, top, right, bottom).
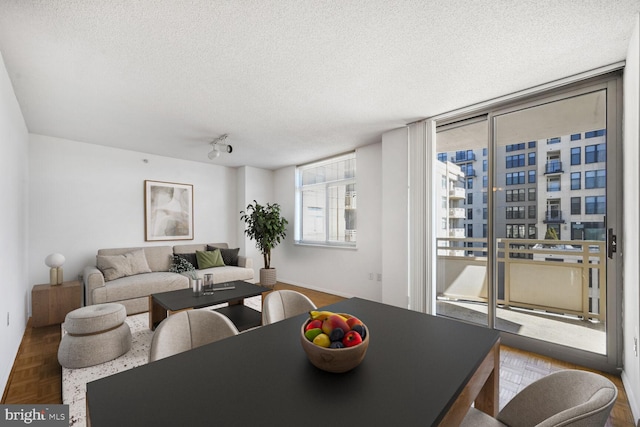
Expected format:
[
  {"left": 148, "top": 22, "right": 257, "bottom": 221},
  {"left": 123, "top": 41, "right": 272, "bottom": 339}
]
[{"left": 300, "top": 317, "right": 369, "bottom": 373}]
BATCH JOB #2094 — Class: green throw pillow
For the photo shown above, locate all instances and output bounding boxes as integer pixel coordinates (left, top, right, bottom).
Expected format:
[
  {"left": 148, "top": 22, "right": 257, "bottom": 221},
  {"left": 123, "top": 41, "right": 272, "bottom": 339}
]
[{"left": 196, "top": 249, "right": 225, "bottom": 269}]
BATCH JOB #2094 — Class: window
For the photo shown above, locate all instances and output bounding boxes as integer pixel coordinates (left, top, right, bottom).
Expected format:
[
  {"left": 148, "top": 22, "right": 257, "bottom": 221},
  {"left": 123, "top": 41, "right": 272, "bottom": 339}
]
[
  {"left": 571, "top": 133, "right": 582, "bottom": 141},
  {"left": 571, "top": 147, "right": 581, "bottom": 165},
  {"left": 482, "top": 191, "right": 488, "bottom": 204},
  {"left": 528, "top": 170, "right": 536, "bottom": 183},
  {"left": 528, "top": 224, "right": 537, "bottom": 239},
  {"left": 528, "top": 205, "right": 536, "bottom": 219},
  {"left": 483, "top": 207, "right": 487, "bottom": 220},
  {"left": 482, "top": 159, "right": 487, "bottom": 172},
  {"left": 506, "top": 172, "right": 525, "bottom": 185},
  {"left": 467, "top": 208, "right": 473, "bottom": 220},
  {"left": 528, "top": 188, "right": 536, "bottom": 201},
  {"left": 547, "top": 176, "right": 560, "bottom": 192},
  {"left": 585, "top": 196, "right": 605, "bottom": 214},
  {"left": 296, "top": 152, "right": 356, "bottom": 246},
  {"left": 528, "top": 152, "right": 536, "bottom": 166},
  {"left": 506, "top": 224, "right": 526, "bottom": 238},
  {"left": 467, "top": 192, "right": 473, "bottom": 205},
  {"left": 506, "top": 154, "right": 525, "bottom": 168},
  {"left": 467, "top": 224, "right": 473, "bottom": 237},
  {"left": 571, "top": 172, "right": 581, "bottom": 190},
  {"left": 466, "top": 177, "right": 473, "bottom": 189},
  {"left": 585, "top": 129, "right": 606, "bottom": 138},
  {"left": 506, "top": 206, "right": 525, "bottom": 219},
  {"left": 528, "top": 141, "right": 536, "bottom": 149},
  {"left": 547, "top": 137, "right": 561, "bottom": 144},
  {"left": 585, "top": 170, "right": 606, "bottom": 189},
  {"left": 585, "top": 144, "right": 606, "bottom": 163},
  {"left": 571, "top": 197, "right": 581, "bottom": 214},
  {"left": 482, "top": 175, "right": 488, "bottom": 188}
]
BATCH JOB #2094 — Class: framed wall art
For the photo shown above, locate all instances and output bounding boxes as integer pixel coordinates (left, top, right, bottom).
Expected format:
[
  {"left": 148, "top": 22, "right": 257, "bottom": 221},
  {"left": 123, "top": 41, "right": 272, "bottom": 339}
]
[{"left": 144, "top": 180, "right": 194, "bottom": 241}]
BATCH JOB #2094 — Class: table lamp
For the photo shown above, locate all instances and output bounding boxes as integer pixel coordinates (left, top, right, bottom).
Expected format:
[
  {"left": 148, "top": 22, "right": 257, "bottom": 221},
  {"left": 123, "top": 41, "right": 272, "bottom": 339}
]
[{"left": 45, "top": 253, "right": 65, "bottom": 285}]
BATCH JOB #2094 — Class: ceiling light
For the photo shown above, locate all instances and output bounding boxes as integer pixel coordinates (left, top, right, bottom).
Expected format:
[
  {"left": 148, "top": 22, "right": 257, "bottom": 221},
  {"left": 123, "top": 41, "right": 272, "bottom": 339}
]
[{"left": 208, "top": 134, "right": 232, "bottom": 160}]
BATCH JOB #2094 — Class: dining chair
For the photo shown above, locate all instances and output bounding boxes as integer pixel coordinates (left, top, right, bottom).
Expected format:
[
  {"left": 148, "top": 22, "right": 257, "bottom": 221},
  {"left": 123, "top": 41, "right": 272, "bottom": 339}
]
[
  {"left": 461, "top": 369, "right": 617, "bottom": 427},
  {"left": 262, "top": 290, "right": 317, "bottom": 325},
  {"left": 149, "top": 309, "right": 239, "bottom": 362}
]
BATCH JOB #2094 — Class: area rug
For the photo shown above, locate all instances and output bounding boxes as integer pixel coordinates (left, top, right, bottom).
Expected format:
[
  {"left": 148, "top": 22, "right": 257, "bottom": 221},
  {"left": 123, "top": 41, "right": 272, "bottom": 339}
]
[{"left": 62, "top": 296, "right": 262, "bottom": 427}]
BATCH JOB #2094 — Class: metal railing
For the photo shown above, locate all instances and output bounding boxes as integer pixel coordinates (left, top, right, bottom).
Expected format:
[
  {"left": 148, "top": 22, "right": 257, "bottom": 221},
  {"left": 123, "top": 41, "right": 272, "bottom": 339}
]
[{"left": 436, "top": 237, "right": 605, "bottom": 321}]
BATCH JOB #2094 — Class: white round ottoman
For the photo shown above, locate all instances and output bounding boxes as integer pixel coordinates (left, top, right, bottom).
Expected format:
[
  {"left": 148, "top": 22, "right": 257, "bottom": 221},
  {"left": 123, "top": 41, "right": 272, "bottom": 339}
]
[{"left": 58, "top": 303, "right": 132, "bottom": 369}]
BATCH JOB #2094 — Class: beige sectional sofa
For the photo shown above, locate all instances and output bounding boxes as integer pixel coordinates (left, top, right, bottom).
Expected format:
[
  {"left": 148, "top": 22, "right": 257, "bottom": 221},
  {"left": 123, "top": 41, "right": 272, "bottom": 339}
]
[{"left": 83, "top": 243, "right": 254, "bottom": 314}]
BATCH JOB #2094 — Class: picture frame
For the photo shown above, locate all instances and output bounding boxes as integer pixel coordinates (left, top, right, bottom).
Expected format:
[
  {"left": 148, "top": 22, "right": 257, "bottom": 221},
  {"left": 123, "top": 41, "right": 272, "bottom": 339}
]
[{"left": 144, "top": 180, "right": 194, "bottom": 241}]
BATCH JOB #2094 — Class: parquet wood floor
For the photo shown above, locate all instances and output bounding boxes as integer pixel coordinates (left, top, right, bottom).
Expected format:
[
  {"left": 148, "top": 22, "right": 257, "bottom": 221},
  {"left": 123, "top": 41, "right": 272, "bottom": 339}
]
[{"left": 2, "top": 283, "right": 636, "bottom": 426}]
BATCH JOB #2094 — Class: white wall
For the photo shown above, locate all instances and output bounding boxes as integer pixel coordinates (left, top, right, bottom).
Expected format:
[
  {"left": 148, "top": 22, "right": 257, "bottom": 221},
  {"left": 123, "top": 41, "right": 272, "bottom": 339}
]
[
  {"left": 622, "top": 13, "right": 640, "bottom": 425},
  {"left": 28, "top": 135, "right": 239, "bottom": 300},
  {"left": 381, "top": 127, "right": 409, "bottom": 308},
  {"left": 0, "top": 53, "right": 29, "bottom": 395},
  {"left": 273, "top": 143, "right": 382, "bottom": 301},
  {"left": 237, "top": 166, "right": 274, "bottom": 277}
]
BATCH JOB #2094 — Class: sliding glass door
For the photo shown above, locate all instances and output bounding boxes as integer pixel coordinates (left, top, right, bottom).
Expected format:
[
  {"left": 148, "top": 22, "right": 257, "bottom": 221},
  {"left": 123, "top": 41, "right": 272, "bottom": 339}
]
[{"left": 434, "top": 74, "right": 622, "bottom": 371}]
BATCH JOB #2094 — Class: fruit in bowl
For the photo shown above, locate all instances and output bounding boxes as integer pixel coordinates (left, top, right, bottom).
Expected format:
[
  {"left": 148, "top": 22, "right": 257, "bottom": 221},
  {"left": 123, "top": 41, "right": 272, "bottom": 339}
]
[{"left": 300, "top": 311, "right": 369, "bottom": 373}]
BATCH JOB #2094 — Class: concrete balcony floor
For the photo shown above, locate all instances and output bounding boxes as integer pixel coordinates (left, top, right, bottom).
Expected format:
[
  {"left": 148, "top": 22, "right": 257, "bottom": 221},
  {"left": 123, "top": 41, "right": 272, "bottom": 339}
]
[{"left": 437, "top": 299, "right": 606, "bottom": 354}]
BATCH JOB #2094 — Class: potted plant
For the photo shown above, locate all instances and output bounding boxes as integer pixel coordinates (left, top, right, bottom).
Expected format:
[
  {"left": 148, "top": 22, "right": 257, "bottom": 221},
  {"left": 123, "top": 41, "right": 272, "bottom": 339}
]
[{"left": 240, "top": 200, "right": 288, "bottom": 287}]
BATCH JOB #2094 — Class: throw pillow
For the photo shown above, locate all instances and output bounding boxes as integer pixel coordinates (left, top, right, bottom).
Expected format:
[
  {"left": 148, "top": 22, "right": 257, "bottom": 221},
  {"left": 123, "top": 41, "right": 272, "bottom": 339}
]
[
  {"left": 97, "top": 249, "right": 151, "bottom": 281},
  {"left": 207, "top": 245, "right": 240, "bottom": 266},
  {"left": 176, "top": 253, "right": 199, "bottom": 270},
  {"left": 196, "top": 249, "right": 225, "bottom": 269}
]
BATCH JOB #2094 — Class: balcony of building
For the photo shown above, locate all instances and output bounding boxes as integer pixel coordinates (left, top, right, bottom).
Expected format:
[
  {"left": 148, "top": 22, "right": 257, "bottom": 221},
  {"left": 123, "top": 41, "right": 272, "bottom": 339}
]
[
  {"left": 451, "top": 152, "right": 476, "bottom": 163},
  {"left": 435, "top": 238, "right": 606, "bottom": 354},
  {"left": 449, "top": 186, "right": 466, "bottom": 199},
  {"left": 544, "top": 160, "right": 564, "bottom": 174},
  {"left": 543, "top": 210, "right": 565, "bottom": 223},
  {"left": 449, "top": 207, "right": 466, "bottom": 219}
]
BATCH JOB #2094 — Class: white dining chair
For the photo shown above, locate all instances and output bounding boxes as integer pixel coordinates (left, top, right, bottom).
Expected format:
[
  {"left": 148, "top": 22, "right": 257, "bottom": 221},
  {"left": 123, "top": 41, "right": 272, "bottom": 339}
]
[{"left": 262, "top": 290, "right": 316, "bottom": 325}]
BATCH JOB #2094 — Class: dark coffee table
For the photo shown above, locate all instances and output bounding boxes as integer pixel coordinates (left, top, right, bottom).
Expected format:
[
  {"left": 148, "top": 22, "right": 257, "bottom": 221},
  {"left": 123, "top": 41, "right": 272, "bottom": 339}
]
[{"left": 148, "top": 280, "right": 270, "bottom": 331}]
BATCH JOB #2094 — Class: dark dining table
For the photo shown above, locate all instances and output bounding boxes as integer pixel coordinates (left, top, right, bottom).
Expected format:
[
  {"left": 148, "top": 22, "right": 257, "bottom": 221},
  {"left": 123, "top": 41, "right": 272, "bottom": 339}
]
[{"left": 86, "top": 297, "right": 500, "bottom": 426}]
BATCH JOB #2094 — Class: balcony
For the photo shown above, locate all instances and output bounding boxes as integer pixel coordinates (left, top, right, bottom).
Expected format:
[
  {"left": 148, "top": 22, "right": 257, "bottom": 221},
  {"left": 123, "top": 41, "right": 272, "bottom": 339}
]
[
  {"left": 545, "top": 161, "right": 563, "bottom": 174},
  {"left": 449, "top": 228, "right": 466, "bottom": 238},
  {"left": 436, "top": 238, "right": 606, "bottom": 354},
  {"left": 449, "top": 207, "right": 466, "bottom": 219},
  {"left": 543, "top": 210, "right": 565, "bottom": 223},
  {"left": 451, "top": 153, "right": 476, "bottom": 163},
  {"left": 449, "top": 187, "right": 466, "bottom": 199}
]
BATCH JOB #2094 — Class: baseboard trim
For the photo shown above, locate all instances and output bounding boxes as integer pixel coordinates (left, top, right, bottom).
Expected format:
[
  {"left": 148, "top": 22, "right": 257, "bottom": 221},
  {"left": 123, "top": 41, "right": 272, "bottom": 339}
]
[{"left": 622, "top": 370, "right": 640, "bottom": 426}]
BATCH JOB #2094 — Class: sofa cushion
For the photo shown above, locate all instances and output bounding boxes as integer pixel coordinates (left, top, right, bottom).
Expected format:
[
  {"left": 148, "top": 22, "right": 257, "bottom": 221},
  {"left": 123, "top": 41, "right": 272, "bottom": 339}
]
[
  {"left": 195, "top": 266, "right": 254, "bottom": 283},
  {"left": 175, "top": 253, "right": 199, "bottom": 269},
  {"left": 97, "top": 246, "right": 173, "bottom": 272},
  {"left": 91, "top": 272, "right": 189, "bottom": 304},
  {"left": 97, "top": 249, "right": 151, "bottom": 281},
  {"left": 207, "top": 245, "right": 240, "bottom": 266},
  {"left": 196, "top": 250, "right": 225, "bottom": 269}
]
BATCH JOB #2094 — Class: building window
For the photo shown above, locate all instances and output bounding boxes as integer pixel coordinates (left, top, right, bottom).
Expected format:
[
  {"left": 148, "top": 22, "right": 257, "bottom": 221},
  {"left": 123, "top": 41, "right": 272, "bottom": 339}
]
[
  {"left": 483, "top": 207, "right": 487, "bottom": 220},
  {"left": 506, "top": 172, "right": 525, "bottom": 185},
  {"left": 467, "top": 208, "right": 473, "bottom": 220},
  {"left": 528, "top": 152, "right": 536, "bottom": 166},
  {"left": 441, "top": 196, "right": 447, "bottom": 209},
  {"left": 296, "top": 152, "right": 356, "bottom": 246},
  {"left": 570, "top": 133, "right": 582, "bottom": 141},
  {"left": 547, "top": 176, "right": 560, "bottom": 192},
  {"left": 571, "top": 172, "right": 581, "bottom": 190},
  {"left": 571, "top": 147, "right": 581, "bottom": 165},
  {"left": 585, "top": 129, "right": 606, "bottom": 138},
  {"left": 482, "top": 148, "right": 488, "bottom": 156},
  {"left": 528, "top": 224, "right": 537, "bottom": 239},
  {"left": 506, "top": 154, "right": 525, "bottom": 168},
  {"left": 528, "top": 170, "right": 536, "bottom": 183},
  {"left": 467, "top": 192, "right": 473, "bottom": 205},
  {"left": 585, "top": 144, "right": 606, "bottom": 163},
  {"left": 482, "top": 175, "right": 488, "bottom": 188},
  {"left": 506, "top": 206, "right": 525, "bottom": 219},
  {"left": 547, "top": 137, "right": 561, "bottom": 144},
  {"left": 528, "top": 140, "right": 536, "bottom": 149},
  {"left": 466, "top": 177, "right": 473, "bottom": 189},
  {"left": 585, "top": 196, "right": 605, "bottom": 214},
  {"left": 528, "top": 205, "right": 536, "bottom": 219},
  {"left": 571, "top": 197, "right": 581, "bottom": 215},
  {"left": 467, "top": 224, "right": 473, "bottom": 237},
  {"left": 482, "top": 191, "right": 488, "bottom": 204},
  {"left": 528, "top": 188, "right": 536, "bottom": 201},
  {"left": 585, "top": 170, "right": 606, "bottom": 189},
  {"left": 506, "top": 224, "right": 526, "bottom": 238},
  {"left": 437, "top": 153, "right": 447, "bottom": 163}
]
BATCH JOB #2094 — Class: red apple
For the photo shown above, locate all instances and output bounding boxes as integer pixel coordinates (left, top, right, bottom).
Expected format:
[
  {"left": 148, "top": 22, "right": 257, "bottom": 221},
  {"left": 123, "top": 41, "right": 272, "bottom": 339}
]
[
  {"left": 342, "top": 330, "right": 363, "bottom": 347},
  {"left": 305, "top": 319, "right": 323, "bottom": 331}
]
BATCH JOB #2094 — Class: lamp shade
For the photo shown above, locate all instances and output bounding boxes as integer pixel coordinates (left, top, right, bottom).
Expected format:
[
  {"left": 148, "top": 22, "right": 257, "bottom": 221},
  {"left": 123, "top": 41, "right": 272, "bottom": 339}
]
[{"left": 45, "top": 253, "right": 65, "bottom": 268}]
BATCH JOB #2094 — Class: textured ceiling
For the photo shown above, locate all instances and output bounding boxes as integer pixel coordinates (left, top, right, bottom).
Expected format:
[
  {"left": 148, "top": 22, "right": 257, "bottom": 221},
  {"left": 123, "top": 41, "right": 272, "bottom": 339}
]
[{"left": 0, "top": 1, "right": 638, "bottom": 170}]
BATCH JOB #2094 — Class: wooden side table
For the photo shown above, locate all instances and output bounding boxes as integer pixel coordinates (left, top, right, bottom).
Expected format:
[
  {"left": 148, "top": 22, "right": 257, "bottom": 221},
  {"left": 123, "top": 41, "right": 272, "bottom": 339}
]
[{"left": 31, "top": 280, "right": 82, "bottom": 327}]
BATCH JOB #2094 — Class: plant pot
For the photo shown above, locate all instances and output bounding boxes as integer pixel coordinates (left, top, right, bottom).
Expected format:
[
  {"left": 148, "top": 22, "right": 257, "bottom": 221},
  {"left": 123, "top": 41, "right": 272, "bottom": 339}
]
[{"left": 260, "top": 268, "right": 277, "bottom": 287}]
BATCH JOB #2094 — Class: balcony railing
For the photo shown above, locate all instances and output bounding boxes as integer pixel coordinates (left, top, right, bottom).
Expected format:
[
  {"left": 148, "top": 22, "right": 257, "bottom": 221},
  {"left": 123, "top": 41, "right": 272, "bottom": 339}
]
[
  {"left": 449, "top": 187, "right": 466, "bottom": 199},
  {"left": 451, "top": 153, "right": 476, "bottom": 163},
  {"left": 448, "top": 228, "right": 466, "bottom": 238},
  {"left": 436, "top": 238, "right": 605, "bottom": 321},
  {"left": 545, "top": 161, "right": 563, "bottom": 174},
  {"left": 543, "top": 210, "right": 565, "bottom": 223},
  {"left": 449, "top": 208, "right": 466, "bottom": 219}
]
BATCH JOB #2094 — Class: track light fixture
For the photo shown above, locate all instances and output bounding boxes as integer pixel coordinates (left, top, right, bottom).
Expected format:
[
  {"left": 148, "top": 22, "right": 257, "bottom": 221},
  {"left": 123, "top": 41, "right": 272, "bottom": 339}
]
[{"left": 208, "top": 134, "right": 233, "bottom": 159}]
